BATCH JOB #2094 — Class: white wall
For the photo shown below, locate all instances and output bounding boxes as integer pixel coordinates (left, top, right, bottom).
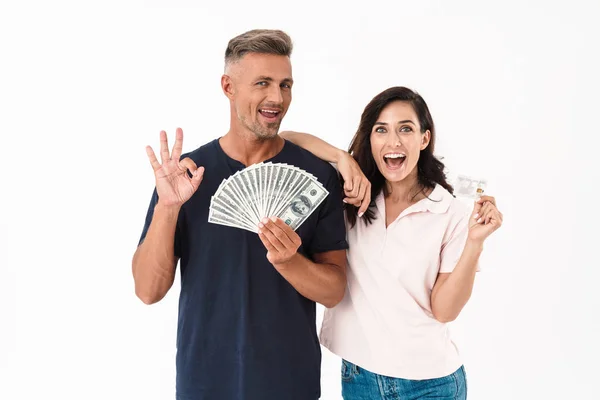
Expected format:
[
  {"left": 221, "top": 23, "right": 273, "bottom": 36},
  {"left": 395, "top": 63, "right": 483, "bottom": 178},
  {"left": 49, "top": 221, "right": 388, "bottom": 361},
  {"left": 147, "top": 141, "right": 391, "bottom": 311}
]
[{"left": 2, "top": 1, "right": 599, "bottom": 399}]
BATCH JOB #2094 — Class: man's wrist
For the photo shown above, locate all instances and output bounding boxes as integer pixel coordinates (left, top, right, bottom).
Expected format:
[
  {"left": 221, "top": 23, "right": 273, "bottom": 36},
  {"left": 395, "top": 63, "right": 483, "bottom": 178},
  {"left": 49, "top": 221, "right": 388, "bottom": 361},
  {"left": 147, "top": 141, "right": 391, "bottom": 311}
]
[
  {"left": 274, "top": 252, "right": 304, "bottom": 271},
  {"left": 154, "top": 201, "right": 182, "bottom": 219}
]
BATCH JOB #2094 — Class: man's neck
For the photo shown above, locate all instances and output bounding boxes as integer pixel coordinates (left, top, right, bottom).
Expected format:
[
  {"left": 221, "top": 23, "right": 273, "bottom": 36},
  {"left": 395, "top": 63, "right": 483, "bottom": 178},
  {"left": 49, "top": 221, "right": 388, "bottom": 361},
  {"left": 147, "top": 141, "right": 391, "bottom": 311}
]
[{"left": 219, "top": 129, "right": 284, "bottom": 167}]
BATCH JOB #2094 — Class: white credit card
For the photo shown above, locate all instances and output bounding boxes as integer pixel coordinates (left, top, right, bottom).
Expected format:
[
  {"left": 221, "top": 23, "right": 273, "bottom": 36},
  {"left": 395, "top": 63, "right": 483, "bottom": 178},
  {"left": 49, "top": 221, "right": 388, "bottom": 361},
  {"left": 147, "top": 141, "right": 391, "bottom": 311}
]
[{"left": 453, "top": 174, "right": 487, "bottom": 199}]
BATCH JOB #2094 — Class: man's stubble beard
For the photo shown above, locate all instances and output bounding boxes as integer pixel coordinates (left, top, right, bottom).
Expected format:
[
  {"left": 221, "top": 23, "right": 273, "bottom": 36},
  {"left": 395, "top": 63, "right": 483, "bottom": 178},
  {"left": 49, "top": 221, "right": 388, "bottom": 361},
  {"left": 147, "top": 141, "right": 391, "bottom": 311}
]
[{"left": 240, "top": 114, "right": 281, "bottom": 141}]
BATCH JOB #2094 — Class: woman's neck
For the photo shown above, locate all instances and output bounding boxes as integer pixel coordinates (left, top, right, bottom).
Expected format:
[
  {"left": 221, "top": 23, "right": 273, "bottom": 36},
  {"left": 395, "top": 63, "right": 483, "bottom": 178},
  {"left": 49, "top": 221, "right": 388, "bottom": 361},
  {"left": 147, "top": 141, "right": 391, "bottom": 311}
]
[{"left": 385, "top": 173, "right": 429, "bottom": 205}]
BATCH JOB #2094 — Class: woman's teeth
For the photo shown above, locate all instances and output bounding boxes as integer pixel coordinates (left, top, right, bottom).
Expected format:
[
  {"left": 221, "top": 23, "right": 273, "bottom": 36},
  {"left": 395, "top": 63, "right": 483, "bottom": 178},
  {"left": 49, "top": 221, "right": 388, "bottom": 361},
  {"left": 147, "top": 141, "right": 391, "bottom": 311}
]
[{"left": 384, "top": 153, "right": 406, "bottom": 168}]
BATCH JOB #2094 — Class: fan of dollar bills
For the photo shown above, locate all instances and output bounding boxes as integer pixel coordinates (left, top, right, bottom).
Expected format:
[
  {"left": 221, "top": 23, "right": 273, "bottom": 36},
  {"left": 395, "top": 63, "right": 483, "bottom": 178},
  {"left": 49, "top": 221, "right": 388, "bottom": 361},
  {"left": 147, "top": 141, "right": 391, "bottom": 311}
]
[{"left": 208, "top": 162, "right": 329, "bottom": 233}]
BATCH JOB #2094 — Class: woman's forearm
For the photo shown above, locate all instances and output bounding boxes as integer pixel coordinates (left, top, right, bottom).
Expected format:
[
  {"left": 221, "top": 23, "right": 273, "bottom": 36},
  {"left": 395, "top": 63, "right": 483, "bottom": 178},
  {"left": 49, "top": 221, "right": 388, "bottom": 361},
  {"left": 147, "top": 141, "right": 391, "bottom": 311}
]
[
  {"left": 279, "top": 131, "right": 345, "bottom": 163},
  {"left": 430, "top": 240, "right": 483, "bottom": 322}
]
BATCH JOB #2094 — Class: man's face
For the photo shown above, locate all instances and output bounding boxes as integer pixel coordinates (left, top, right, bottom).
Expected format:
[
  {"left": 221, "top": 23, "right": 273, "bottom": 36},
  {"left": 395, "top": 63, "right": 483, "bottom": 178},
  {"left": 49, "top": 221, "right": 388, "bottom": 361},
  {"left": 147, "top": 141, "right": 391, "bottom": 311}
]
[{"left": 224, "top": 53, "right": 293, "bottom": 140}]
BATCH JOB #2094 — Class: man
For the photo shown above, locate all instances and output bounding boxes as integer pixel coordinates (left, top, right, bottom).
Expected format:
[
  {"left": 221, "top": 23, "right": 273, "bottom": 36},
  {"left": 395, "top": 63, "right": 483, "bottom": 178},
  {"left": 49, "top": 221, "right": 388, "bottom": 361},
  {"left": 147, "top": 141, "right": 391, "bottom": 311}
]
[{"left": 132, "top": 29, "right": 348, "bottom": 400}]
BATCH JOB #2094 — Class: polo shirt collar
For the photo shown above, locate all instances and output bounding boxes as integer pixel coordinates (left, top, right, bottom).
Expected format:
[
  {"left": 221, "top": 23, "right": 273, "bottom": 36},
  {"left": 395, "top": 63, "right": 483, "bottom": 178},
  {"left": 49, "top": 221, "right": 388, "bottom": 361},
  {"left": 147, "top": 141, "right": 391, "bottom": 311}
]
[
  {"left": 423, "top": 184, "right": 453, "bottom": 214},
  {"left": 375, "top": 184, "right": 452, "bottom": 216}
]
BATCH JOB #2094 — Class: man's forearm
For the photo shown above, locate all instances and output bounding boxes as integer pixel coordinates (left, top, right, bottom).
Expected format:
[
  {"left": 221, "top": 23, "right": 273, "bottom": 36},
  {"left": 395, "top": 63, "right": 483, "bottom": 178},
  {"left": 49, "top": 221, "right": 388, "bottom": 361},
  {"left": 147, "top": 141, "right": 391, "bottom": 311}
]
[
  {"left": 132, "top": 202, "right": 180, "bottom": 304},
  {"left": 274, "top": 253, "right": 346, "bottom": 308}
]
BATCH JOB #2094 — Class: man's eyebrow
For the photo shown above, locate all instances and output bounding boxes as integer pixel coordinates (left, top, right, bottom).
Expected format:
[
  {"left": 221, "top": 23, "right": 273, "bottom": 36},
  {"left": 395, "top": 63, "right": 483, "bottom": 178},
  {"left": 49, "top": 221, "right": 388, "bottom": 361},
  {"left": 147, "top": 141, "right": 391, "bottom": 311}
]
[{"left": 255, "top": 76, "right": 294, "bottom": 84}]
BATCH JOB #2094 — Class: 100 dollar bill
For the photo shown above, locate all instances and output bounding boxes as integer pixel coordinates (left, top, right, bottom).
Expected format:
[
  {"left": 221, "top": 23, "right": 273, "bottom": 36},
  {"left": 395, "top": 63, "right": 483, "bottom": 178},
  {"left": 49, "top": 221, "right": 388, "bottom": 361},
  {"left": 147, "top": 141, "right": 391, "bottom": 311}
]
[{"left": 276, "top": 180, "right": 328, "bottom": 230}]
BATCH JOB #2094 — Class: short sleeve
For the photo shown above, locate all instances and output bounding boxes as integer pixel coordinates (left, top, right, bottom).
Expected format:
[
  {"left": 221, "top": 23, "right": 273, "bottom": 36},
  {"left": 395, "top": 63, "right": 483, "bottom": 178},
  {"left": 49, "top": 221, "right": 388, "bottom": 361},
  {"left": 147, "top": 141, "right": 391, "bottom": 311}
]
[
  {"left": 138, "top": 187, "right": 184, "bottom": 259},
  {"left": 305, "top": 168, "right": 349, "bottom": 255},
  {"left": 439, "top": 211, "right": 480, "bottom": 273}
]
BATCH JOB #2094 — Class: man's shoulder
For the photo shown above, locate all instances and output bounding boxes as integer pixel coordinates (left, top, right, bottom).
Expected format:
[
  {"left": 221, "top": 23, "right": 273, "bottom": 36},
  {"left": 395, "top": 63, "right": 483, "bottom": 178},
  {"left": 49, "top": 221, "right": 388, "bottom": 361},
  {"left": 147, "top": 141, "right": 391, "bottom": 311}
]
[
  {"left": 180, "top": 138, "right": 220, "bottom": 164},
  {"left": 282, "top": 140, "right": 339, "bottom": 185}
]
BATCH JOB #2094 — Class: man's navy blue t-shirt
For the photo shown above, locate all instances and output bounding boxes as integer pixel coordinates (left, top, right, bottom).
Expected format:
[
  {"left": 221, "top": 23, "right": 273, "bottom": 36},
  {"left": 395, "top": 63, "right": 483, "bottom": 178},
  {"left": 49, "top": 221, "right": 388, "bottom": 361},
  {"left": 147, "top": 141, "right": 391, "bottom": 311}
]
[{"left": 138, "top": 138, "right": 348, "bottom": 400}]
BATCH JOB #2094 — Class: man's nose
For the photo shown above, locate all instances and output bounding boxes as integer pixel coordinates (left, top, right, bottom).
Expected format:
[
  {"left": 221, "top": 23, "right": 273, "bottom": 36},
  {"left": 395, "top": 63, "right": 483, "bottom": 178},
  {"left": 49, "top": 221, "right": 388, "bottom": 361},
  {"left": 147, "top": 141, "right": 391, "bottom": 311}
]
[{"left": 267, "top": 85, "right": 283, "bottom": 105}]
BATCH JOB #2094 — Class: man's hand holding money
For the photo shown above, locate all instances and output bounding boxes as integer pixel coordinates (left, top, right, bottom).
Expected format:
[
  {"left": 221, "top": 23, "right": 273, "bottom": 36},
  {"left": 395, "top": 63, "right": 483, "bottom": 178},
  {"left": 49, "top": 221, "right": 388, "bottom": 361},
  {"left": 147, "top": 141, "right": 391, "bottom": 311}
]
[
  {"left": 257, "top": 217, "right": 302, "bottom": 268},
  {"left": 256, "top": 215, "right": 346, "bottom": 308}
]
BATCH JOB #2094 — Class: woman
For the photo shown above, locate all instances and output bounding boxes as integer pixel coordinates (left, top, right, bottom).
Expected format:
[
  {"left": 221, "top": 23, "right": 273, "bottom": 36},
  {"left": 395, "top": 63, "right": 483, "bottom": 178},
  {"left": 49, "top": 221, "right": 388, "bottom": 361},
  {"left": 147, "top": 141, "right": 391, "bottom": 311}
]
[{"left": 280, "top": 86, "right": 502, "bottom": 399}]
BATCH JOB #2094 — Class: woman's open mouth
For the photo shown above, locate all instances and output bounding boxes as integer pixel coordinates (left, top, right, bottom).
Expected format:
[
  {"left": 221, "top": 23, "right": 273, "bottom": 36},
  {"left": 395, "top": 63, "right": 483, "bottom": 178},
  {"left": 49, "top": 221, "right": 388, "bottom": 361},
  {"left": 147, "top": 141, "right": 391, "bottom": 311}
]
[{"left": 383, "top": 153, "right": 406, "bottom": 170}]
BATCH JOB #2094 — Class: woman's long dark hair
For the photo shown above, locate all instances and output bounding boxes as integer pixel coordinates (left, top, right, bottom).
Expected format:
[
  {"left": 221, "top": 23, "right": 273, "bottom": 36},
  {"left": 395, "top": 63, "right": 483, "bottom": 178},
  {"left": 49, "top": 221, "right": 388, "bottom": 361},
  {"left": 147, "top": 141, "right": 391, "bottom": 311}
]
[{"left": 345, "top": 86, "right": 454, "bottom": 228}]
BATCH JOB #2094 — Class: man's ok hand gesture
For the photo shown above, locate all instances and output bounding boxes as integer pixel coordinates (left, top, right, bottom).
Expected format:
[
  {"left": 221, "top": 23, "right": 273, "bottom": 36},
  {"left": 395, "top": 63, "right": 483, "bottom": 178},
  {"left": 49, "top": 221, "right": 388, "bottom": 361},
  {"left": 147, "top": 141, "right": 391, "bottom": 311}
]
[{"left": 146, "top": 128, "right": 204, "bottom": 207}]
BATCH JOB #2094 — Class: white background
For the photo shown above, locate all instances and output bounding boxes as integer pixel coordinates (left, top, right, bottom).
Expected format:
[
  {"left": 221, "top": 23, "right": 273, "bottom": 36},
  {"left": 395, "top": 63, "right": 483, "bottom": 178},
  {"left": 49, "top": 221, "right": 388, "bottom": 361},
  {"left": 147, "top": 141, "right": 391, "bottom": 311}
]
[{"left": 2, "top": 1, "right": 599, "bottom": 399}]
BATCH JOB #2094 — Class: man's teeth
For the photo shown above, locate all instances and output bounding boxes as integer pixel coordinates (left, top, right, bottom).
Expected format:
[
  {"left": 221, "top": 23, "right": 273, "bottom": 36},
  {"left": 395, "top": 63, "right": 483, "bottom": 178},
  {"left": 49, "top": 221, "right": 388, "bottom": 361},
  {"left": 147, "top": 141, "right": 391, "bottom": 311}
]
[
  {"left": 261, "top": 109, "right": 279, "bottom": 114},
  {"left": 384, "top": 154, "right": 406, "bottom": 159}
]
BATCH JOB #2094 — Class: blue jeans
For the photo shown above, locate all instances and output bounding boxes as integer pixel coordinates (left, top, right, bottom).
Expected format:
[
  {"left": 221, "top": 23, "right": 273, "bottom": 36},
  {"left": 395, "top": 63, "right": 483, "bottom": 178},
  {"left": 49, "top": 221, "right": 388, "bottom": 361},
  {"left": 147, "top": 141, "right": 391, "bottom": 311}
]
[{"left": 341, "top": 359, "right": 467, "bottom": 399}]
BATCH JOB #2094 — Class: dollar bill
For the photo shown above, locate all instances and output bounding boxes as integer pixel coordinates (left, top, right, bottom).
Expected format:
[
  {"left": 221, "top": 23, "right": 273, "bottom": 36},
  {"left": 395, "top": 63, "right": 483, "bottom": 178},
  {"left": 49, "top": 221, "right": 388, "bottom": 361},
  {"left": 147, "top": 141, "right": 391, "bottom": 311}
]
[
  {"left": 208, "top": 208, "right": 258, "bottom": 233},
  {"left": 229, "top": 171, "right": 259, "bottom": 222},
  {"left": 271, "top": 173, "right": 310, "bottom": 218},
  {"left": 276, "top": 180, "right": 328, "bottom": 230},
  {"left": 260, "top": 163, "right": 272, "bottom": 217},
  {"left": 211, "top": 195, "right": 257, "bottom": 229},
  {"left": 235, "top": 170, "right": 262, "bottom": 221},
  {"left": 267, "top": 166, "right": 293, "bottom": 218},
  {"left": 217, "top": 179, "right": 254, "bottom": 223}
]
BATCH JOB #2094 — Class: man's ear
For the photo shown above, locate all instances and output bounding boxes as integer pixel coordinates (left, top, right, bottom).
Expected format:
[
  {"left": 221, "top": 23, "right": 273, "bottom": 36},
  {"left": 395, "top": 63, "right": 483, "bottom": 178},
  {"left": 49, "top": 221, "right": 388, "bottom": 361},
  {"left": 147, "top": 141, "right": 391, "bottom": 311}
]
[{"left": 221, "top": 74, "right": 235, "bottom": 99}]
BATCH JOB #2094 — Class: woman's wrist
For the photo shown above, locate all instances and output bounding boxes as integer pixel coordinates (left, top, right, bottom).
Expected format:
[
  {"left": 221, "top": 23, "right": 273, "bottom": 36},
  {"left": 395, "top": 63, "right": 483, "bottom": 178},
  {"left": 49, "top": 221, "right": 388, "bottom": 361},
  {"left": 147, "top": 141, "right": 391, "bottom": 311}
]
[
  {"left": 333, "top": 148, "right": 348, "bottom": 163},
  {"left": 465, "top": 238, "right": 485, "bottom": 254}
]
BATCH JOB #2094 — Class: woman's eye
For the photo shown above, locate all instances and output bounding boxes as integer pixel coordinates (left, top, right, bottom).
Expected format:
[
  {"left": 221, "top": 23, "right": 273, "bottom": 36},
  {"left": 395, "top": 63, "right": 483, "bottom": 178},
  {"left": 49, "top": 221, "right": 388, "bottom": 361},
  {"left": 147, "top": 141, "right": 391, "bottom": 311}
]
[
  {"left": 375, "top": 127, "right": 386, "bottom": 133},
  {"left": 400, "top": 126, "right": 413, "bottom": 133}
]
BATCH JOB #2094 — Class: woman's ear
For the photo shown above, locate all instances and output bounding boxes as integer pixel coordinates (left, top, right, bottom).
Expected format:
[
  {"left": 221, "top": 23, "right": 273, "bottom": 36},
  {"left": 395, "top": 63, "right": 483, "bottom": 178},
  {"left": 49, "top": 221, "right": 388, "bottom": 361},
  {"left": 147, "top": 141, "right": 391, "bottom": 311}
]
[{"left": 421, "top": 130, "right": 431, "bottom": 150}]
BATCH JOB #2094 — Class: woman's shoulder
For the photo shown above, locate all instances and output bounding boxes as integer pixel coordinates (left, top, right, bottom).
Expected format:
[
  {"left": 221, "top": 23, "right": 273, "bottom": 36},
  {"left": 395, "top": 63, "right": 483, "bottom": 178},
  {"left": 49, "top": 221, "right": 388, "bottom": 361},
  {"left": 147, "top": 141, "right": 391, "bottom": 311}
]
[{"left": 434, "top": 184, "right": 473, "bottom": 220}]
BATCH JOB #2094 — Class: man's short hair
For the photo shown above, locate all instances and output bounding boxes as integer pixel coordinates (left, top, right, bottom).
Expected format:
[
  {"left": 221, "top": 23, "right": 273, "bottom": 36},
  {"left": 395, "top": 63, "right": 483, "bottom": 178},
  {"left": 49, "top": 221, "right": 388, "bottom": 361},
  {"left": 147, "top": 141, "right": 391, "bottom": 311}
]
[{"left": 225, "top": 29, "right": 293, "bottom": 69}]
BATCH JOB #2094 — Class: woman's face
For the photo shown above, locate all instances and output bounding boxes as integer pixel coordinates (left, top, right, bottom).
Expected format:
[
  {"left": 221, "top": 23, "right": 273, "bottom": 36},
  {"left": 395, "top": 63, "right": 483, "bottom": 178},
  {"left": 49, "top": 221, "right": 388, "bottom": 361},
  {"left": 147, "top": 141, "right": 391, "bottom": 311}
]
[{"left": 370, "top": 101, "right": 430, "bottom": 186}]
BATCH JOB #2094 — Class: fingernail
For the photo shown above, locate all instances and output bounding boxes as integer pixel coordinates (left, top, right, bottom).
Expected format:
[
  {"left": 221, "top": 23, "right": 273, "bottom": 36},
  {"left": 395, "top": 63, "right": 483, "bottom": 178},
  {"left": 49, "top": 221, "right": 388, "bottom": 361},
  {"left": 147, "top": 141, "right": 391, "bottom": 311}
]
[
  {"left": 477, "top": 218, "right": 482, "bottom": 223},
  {"left": 261, "top": 218, "right": 269, "bottom": 224},
  {"left": 343, "top": 199, "right": 348, "bottom": 203},
  {"left": 270, "top": 216, "right": 277, "bottom": 222},
  {"left": 474, "top": 213, "right": 479, "bottom": 219},
  {"left": 358, "top": 212, "right": 364, "bottom": 218},
  {"left": 258, "top": 223, "right": 264, "bottom": 229}
]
